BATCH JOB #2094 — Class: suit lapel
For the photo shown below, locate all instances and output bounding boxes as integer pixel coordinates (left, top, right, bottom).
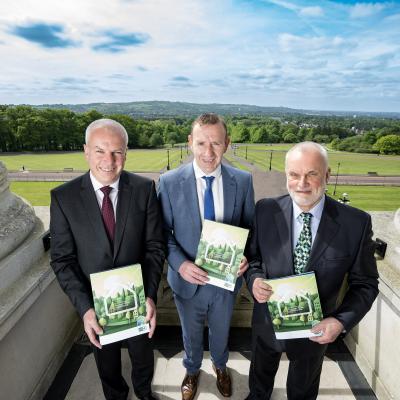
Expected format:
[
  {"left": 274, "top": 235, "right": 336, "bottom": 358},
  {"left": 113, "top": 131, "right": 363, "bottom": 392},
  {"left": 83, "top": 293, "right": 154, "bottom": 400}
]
[
  {"left": 275, "top": 196, "right": 294, "bottom": 276},
  {"left": 222, "top": 165, "right": 236, "bottom": 224},
  {"left": 114, "top": 172, "right": 131, "bottom": 260},
  {"left": 306, "top": 196, "right": 340, "bottom": 270},
  {"left": 181, "top": 165, "right": 202, "bottom": 236},
  {"left": 80, "top": 172, "right": 112, "bottom": 254}
]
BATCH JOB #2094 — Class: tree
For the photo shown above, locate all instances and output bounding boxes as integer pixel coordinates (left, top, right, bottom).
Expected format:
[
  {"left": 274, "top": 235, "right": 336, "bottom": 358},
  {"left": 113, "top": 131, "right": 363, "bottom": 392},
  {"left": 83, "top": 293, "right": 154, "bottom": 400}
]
[
  {"left": 149, "top": 132, "right": 164, "bottom": 147},
  {"left": 373, "top": 135, "right": 400, "bottom": 155}
]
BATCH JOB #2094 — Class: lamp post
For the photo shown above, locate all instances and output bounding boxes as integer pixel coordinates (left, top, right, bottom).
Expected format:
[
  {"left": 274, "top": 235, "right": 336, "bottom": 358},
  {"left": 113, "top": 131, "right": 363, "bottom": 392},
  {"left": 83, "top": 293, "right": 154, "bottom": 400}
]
[
  {"left": 333, "top": 162, "right": 340, "bottom": 196},
  {"left": 245, "top": 146, "right": 248, "bottom": 160},
  {"left": 269, "top": 151, "right": 273, "bottom": 171},
  {"left": 167, "top": 149, "right": 170, "bottom": 171}
]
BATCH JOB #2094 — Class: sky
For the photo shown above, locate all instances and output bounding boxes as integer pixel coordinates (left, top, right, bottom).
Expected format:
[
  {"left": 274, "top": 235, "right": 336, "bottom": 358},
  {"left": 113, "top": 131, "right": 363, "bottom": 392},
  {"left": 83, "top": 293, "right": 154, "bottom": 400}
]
[{"left": 0, "top": 0, "right": 399, "bottom": 112}]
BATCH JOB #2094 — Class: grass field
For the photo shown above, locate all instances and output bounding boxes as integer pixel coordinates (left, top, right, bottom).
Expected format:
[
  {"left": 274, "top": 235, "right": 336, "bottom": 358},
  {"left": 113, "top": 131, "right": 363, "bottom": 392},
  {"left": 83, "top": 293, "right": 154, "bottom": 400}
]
[
  {"left": 1, "top": 148, "right": 186, "bottom": 172},
  {"left": 10, "top": 181, "right": 399, "bottom": 210},
  {"left": 2, "top": 145, "right": 399, "bottom": 175},
  {"left": 232, "top": 146, "right": 400, "bottom": 175},
  {"left": 10, "top": 182, "right": 64, "bottom": 206}
]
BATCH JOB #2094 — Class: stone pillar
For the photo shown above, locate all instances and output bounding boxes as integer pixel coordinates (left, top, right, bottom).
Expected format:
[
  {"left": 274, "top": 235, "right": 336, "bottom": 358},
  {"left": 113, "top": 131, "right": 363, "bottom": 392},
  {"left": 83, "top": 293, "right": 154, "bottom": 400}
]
[
  {"left": 0, "top": 161, "right": 80, "bottom": 400},
  {"left": 344, "top": 210, "right": 400, "bottom": 400}
]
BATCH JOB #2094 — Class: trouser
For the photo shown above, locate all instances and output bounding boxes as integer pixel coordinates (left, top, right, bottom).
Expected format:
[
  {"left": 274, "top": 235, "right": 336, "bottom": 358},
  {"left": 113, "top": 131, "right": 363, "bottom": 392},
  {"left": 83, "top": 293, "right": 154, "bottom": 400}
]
[
  {"left": 92, "top": 334, "right": 154, "bottom": 400},
  {"left": 248, "top": 335, "right": 325, "bottom": 400},
  {"left": 174, "top": 284, "right": 236, "bottom": 374}
]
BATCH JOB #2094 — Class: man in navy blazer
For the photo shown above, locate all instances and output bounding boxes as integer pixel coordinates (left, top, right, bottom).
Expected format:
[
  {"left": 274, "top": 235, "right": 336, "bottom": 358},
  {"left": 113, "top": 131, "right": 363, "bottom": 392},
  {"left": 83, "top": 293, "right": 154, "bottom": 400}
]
[
  {"left": 158, "top": 113, "right": 254, "bottom": 399},
  {"left": 245, "top": 142, "right": 379, "bottom": 399},
  {"left": 50, "top": 119, "right": 164, "bottom": 400}
]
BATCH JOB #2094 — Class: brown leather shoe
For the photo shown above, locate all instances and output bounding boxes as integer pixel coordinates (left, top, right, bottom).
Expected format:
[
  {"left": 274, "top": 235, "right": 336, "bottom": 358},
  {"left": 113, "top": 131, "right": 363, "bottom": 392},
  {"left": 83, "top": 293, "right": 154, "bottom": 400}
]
[
  {"left": 181, "top": 371, "right": 200, "bottom": 400},
  {"left": 212, "top": 364, "right": 232, "bottom": 397}
]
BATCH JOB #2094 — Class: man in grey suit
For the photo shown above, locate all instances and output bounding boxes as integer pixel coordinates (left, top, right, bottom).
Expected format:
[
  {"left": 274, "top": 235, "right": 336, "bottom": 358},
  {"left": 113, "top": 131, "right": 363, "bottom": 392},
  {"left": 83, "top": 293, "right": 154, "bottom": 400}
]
[
  {"left": 245, "top": 142, "right": 379, "bottom": 399},
  {"left": 50, "top": 119, "right": 164, "bottom": 400},
  {"left": 158, "top": 113, "right": 254, "bottom": 400}
]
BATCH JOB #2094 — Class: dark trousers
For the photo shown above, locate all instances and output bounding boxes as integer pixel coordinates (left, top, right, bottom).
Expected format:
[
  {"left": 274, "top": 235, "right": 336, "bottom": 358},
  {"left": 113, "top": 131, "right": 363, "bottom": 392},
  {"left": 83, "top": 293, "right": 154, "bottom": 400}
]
[
  {"left": 248, "top": 335, "right": 325, "bottom": 400},
  {"left": 92, "top": 335, "right": 154, "bottom": 400}
]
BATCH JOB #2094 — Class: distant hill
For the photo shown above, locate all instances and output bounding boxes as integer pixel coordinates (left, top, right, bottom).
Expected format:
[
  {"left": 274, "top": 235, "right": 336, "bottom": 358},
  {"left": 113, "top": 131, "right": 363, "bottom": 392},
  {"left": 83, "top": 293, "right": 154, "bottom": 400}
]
[{"left": 33, "top": 100, "right": 400, "bottom": 119}]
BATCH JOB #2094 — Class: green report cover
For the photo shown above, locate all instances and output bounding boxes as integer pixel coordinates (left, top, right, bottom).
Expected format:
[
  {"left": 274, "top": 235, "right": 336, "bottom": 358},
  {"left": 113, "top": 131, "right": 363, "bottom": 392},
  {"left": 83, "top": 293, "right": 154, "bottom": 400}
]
[
  {"left": 265, "top": 272, "right": 324, "bottom": 339},
  {"left": 195, "top": 220, "right": 249, "bottom": 291},
  {"left": 90, "top": 264, "right": 149, "bottom": 345}
]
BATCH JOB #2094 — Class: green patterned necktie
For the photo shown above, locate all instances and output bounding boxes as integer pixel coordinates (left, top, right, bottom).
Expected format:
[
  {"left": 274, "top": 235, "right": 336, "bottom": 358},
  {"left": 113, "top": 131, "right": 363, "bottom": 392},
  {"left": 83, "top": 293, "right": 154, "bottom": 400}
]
[{"left": 293, "top": 212, "right": 312, "bottom": 274}]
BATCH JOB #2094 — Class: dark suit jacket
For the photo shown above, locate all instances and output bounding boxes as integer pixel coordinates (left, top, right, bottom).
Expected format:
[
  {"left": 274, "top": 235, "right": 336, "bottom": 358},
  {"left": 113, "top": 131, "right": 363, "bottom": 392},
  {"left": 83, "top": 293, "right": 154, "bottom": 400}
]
[
  {"left": 50, "top": 171, "right": 165, "bottom": 318},
  {"left": 158, "top": 163, "right": 255, "bottom": 299},
  {"left": 245, "top": 194, "right": 379, "bottom": 357}
]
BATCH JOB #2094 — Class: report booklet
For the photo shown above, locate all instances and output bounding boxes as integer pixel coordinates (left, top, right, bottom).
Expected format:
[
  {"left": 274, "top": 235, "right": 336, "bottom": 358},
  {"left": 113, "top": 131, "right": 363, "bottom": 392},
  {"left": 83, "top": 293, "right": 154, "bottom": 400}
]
[
  {"left": 90, "top": 264, "right": 149, "bottom": 345},
  {"left": 195, "top": 220, "right": 249, "bottom": 291},
  {"left": 265, "top": 272, "right": 324, "bottom": 339}
]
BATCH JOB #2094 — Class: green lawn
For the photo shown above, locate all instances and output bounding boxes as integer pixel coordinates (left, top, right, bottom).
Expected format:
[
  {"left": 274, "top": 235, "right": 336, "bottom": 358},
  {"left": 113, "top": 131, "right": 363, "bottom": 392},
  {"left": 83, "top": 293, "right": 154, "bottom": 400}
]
[
  {"left": 10, "top": 181, "right": 400, "bottom": 210},
  {"left": 223, "top": 154, "right": 251, "bottom": 171},
  {"left": 2, "top": 145, "right": 399, "bottom": 175},
  {"left": 10, "top": 182, "right": 64, "bottom": 206},
  {"left": 326, "top": 185, "right": 400, "bottom": 211},
  {"left": 1, "top": 148, "right": 185, "bottom": 172},
  {"left": 231, "top": 147, "right": 400, "bottom": 175}
]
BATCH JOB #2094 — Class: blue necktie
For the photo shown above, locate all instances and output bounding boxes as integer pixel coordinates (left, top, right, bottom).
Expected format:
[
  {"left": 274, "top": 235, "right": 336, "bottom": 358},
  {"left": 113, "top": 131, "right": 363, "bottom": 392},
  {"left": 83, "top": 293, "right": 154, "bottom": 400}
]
[{"left": 202, "top": 176, "right": 215, "bottom": 221}]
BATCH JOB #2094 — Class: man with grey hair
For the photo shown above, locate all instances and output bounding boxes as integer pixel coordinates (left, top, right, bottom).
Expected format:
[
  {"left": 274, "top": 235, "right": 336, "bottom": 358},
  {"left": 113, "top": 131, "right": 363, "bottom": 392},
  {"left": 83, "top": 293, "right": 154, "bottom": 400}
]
[
  {"left": 50, "top": 118, "right": 164, "bottom": 400},
  {"left": 245, "top": 141, "right": 378, "bottom": 399}
]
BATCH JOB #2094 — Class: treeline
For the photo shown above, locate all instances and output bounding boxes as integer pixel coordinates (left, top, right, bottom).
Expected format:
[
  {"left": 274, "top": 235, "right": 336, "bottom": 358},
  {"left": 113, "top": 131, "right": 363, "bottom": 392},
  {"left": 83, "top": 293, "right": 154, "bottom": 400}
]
[{"left": 1, "top": 105, "right": 400, "bottom": 154}]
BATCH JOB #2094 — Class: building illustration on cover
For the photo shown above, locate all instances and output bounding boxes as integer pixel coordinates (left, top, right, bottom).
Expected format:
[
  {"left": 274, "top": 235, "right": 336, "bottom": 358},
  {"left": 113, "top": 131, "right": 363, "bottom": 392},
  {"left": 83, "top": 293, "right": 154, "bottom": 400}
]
[
  {"left": 266, "top": 272, "right": 323, "bottom": 339},
  {"left": 90, "top": 264, "right": 149, "bottom": 345},
  {"left": 195, "top": 220, "right": 249, "bottom": 291}
]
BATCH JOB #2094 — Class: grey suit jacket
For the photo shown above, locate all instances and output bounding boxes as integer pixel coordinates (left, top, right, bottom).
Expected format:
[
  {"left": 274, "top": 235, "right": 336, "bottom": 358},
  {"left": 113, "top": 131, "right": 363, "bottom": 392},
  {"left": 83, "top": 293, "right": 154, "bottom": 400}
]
[
  {"left": 50, "top": 171, "right": 165, "bottom": 318},
  {"left": 245, "top": 194, "right": 379, "bottom": 356},
  {"left": 158, "top": 162, "right": 255, "bottom": 299}
]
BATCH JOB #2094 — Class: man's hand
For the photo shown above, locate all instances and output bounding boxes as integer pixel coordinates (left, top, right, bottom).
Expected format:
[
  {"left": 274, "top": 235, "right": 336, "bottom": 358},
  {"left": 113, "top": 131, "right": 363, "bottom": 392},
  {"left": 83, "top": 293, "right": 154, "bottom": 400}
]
[
  {"left": 145, "top": 297, "right": 157, "bottom": 339},
  {"left": 252, "top": 278, "right": 273, "bottom": 303},
  {"left": 83, "top": 308, "right": 103, "bottom": 349},
  {"left": 237, "top": 256, "right": 249, "bottom": 277},
  {"left": 309, "top": 317, "right": 344, "bottom": 345},
  {"left": 178, "top": 261, "right": 209, "bottom": 285}
]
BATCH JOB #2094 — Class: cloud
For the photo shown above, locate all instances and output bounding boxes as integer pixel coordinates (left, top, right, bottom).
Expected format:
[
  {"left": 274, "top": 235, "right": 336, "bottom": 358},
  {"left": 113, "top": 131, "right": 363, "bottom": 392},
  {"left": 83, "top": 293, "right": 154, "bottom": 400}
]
[
  {"left": 168, "top": 76, "right": 197, "bottom": 88},
  {"left": 171, "top": 76, "right": 191, "bottom": 82},
  {"left": 92, "top": 31, "right": 150, "bottom": 53},
  {"left": 349, "top": 3, "right": 387, "bottom": 19},
  {"left": 267, "top": 0, "right": 323, "bottom": 17},
  {"left": 55, "top": 77, "right": 95, "bottom": 85},
  {"left": 8, "top": 22, "right": 77, "bottom": 48},
  {"left": 299, "top": 6, "right": 323, "bottom": 17}
]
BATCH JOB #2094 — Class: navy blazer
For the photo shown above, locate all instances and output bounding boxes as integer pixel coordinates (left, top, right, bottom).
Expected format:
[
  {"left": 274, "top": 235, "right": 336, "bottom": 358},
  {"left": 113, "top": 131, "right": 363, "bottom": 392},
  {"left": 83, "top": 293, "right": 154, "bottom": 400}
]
[
  {"left": 245, "top": 194, "right": 379, "bottom": 356},
  {"left": 158, "top": 163, "right": 255, "bottom": 299},
  {"left": 50, "top": 171, "right": 165, "bottom": 318}
]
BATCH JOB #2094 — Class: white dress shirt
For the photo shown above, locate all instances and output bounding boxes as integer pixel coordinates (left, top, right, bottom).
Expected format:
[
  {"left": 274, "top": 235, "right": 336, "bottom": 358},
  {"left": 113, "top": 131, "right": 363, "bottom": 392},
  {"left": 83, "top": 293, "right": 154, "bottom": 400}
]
[
  {"left": 89, "top": 172, "right": 119, "bottom": 220},
  {"left": 292, "top": 195, "right": 325, "bottom": 251},
  {"left": 193, "top": 160, "right": 224, "bottom": 223}
]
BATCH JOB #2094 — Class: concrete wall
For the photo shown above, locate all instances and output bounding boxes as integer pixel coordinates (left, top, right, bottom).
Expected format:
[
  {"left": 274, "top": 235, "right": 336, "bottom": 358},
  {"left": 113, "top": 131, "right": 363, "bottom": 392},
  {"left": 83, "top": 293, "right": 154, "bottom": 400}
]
[
  {"left": 0, "top": 277, "right": 80, "bottom": 400},
  {"left": 344, "top": 211, "right": 400, "bottom": 400}
]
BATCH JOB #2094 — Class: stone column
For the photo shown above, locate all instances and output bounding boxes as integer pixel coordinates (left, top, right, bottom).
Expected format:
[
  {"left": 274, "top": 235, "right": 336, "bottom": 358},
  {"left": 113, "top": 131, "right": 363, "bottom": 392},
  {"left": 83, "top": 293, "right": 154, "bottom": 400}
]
[
  {"left": 344, "top": 209, "right": 400, "bottom": 400},
  {"left": 0, "top": 161, "right": 37, "bottom": 261},
  {"left": 0, "top": 161, "right": 80, "bottom": 400}
]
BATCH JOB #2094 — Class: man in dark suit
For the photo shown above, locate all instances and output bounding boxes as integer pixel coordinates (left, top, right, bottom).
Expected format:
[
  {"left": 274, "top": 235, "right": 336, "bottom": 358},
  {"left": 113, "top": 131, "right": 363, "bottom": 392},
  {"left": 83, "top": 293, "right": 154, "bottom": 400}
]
[
  {"left": 245, "top": 141, "right": 379, "bottom": 400},
  {"left": 50, "top": 118, "right": 164, "bottom": 400},
  {"left": 158, "top": 113, "right": 254, "bottom": 400}
]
